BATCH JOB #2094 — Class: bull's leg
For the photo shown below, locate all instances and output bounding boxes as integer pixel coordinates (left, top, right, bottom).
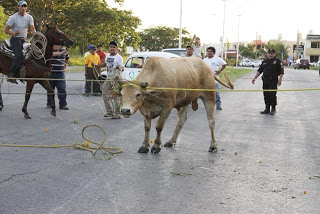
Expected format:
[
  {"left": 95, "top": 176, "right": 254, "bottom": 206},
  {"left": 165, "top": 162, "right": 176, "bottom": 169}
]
[
  {"left": 164, "top": 106, "right": 188, "bottom": 148},
  {"left": 22, "top": 81, "right": 36, "bottom": 119},
  {"left": 138, "top": 116, "right": 152, "bottom": 153},
  {"left": 201, "top": 97, "right": 217, "bottom": 153},
  {"left": 40, "top": 80, "right": 56, "bottom": 117},
  {"left": 151, "top": 110, "right": 172, "bottom": 154}
]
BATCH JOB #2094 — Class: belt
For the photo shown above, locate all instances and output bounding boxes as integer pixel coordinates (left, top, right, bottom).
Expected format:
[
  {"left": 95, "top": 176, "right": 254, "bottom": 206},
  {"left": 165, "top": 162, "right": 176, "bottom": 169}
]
[{"left": 12, "top": 36, "right": 26, "bottom": 40}]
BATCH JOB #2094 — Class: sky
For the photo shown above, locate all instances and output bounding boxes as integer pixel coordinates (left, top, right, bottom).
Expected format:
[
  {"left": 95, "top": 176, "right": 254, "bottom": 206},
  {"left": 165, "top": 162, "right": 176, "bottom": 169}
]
[{"left": 110, "top": 0, "right": 320, "bottom": 44}]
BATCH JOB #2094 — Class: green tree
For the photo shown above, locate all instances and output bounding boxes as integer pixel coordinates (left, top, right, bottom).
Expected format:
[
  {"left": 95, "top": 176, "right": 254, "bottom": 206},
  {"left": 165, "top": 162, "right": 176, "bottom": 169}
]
[
  {"left": 264, "top": 42, "right": 289, "bottom": 60},
  {"left": 139, "top": 26, "right": 191, "bottom": 51},
  {"left": 0, "top": 6, "right": 8, "bottom": 41},
  {"left": 0, "top": 0, "right": 141, "bottom": 54},
  {"left": 239, "top": 44, "right": 256, "bottom": 59}
]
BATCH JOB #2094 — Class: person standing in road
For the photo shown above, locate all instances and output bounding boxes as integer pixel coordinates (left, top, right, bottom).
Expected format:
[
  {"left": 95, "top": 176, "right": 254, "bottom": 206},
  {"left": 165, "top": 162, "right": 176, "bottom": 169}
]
[
  {"left": 252, "top": 49, "right": 284, "bottom": 115},
  {"left": 84, "top": 45, "right": 101, "bottom": 96},
  {"left": 4, "top": 1, "right": 36, "bottom": 84},
  {"left": 47, "top": 45, "right": 69, "bottom": 110},
  {"left": 0, "top": 74, "right": 3, "bottom": 111},
  {"left": 185, "top": 45, "right": 194, "bottom": 57},
  {"left": 96, "top": 41, "right": 124, "bottom": 119},
  {"left": 189, "top": 34, "right": 204, "bottom": 59},
  {"left": 203, "top": 46, "right": 227, "bottom": 110}
]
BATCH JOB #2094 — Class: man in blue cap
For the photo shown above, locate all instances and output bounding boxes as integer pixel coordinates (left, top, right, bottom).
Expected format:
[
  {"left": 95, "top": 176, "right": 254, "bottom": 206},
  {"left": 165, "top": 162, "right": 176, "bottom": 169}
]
[
  {"left": 4, "top": 1, "right": 36, "bottom": 83},
  {"left": 252, "top": 48, "right": 284, "bottom": 115}
]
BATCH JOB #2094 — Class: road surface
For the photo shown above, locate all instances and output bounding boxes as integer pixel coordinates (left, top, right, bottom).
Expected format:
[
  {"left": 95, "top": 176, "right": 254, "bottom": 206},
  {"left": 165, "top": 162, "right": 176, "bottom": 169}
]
[{"left": 0, "top": 67, "right": 319, "bottom": 214}]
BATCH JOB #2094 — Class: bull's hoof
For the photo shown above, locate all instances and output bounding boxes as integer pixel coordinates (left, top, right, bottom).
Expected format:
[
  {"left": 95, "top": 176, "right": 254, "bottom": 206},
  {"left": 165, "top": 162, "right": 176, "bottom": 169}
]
[
  {"left": 51, "top": 110, "right": 56, "bottom": 117},
  {"left": 208, "top": 147, "right": 218, "bottom": 153},
  {"left": 151, "top": 146, "right": 161, "bottom": 154},
  {"left": 138, "top": 146, "right": 149, "bottom": 153},
  {"left": 164, "top": 141, "right": 175, "bottom": 147},
  {"left": 24, "top": 114, "right": 32, "bottom": 119}
]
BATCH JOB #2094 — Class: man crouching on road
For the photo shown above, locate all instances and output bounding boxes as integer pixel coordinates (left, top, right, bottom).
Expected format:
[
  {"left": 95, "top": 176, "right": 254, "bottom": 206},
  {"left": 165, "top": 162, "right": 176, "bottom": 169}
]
[{"left": 252, "top": 49, "right": 284, "bottom": 115}]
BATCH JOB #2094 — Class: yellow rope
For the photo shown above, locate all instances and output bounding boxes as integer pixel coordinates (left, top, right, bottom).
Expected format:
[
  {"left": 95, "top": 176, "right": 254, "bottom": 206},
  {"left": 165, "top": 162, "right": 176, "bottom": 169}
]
[{"left": 0, "top": 125, "right": 122, "bottom": 159}]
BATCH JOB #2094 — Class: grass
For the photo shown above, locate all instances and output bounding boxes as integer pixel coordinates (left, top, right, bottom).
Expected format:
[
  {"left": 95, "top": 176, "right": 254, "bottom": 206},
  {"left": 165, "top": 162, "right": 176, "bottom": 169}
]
[{"left": 221, "top": 67, "right": 254, "bottom": 82}]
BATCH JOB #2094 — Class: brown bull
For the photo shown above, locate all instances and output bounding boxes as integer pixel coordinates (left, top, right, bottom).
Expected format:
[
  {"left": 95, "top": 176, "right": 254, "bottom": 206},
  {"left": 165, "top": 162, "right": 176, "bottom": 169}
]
[{"left": 120, "top": 57, "right": 234, "bottom": 154}]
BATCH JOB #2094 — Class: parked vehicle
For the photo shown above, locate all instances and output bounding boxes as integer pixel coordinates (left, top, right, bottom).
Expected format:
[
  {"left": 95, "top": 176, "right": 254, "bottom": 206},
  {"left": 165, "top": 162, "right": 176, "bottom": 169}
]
[
  {"left": 100, "top": 52, "right": 179, "bottom": 81},
  {"left": 162, "top": 48, "right": 187, "bottom": 57},
  {"left": 240, "top": 59, "right": 261, "bottom": 67},
  {"left": 294, "top": 59, "right": 310, "bottom": 70}
]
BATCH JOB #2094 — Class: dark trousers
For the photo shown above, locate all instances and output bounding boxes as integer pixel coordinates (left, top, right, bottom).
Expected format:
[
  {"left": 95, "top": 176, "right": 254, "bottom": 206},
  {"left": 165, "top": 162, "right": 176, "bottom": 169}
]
[
  {"left": 0, "top": 92, "right": 3, "bottom": 107},
  {"left": 8, "top": 37, "right": 25, "bottom": 76},
  {"left": 262, "top": 76, "right": 278, "bottom": 106},
  {"left": 85, "top": 67, "right": 101, "bottom": 94},
  {"left": 47, "top": 72, "right": 67, "bottom": 107}
]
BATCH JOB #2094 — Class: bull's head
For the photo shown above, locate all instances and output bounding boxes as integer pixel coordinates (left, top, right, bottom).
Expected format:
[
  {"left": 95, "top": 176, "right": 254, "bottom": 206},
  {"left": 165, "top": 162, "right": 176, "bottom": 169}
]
[{"left": 120, "top": 82, "right": 150, "bottom": 118}]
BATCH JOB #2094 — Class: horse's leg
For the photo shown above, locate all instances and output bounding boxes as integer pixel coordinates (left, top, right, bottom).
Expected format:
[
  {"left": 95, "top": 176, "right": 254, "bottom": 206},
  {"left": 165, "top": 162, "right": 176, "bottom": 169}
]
[
  {"left": 22, "top": 80, "right": 36, "bottom": 119},
  {"left": 40, "top": 80, "right": 56, "bottom": 117}
]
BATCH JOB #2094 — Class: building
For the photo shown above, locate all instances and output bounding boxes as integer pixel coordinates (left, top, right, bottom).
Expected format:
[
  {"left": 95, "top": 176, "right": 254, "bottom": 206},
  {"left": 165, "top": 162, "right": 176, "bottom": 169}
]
[{"left": 304, "top": 34, "right": 320, "bottom": 63}]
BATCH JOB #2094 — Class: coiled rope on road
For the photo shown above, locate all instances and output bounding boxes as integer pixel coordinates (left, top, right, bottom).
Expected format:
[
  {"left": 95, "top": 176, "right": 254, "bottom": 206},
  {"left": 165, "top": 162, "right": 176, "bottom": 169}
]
[{"left": 0, "top": 124, "right": 123, "bottom": 159}]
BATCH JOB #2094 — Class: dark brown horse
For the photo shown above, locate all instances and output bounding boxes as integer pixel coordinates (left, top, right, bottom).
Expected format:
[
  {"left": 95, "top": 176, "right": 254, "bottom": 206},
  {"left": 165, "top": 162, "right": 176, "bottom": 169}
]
[{"left": 0, "top": 25, "right": 74, "bottom": 118}]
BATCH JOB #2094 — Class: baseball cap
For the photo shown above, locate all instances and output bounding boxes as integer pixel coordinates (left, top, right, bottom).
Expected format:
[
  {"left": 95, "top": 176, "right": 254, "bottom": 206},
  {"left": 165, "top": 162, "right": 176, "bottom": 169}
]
[
  {"left": 18, "top": 1, "right": 28, "bottom": 6},
  {"left": 109, "top": 41, "right": 118, "bottom": 47},
  {"left": 88, "top": 44, "right": 96, "bottom": 50},
  {"left": 268, "top": 48, "right": 275, "bottom": 54}
]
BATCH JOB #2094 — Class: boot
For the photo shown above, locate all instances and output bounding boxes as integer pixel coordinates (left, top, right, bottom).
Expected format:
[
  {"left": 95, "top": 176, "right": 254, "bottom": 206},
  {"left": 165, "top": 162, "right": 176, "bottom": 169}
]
[
  {"left": 270, "top": 105, "right": 276, "bottom": 115},
  {"left": 260, "top": 105, "right": 270, "bottom": 114}
]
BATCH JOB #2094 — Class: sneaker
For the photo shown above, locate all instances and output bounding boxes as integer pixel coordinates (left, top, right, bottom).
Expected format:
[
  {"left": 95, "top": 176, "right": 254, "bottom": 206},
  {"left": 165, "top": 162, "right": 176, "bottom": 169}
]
[
  {"left": 59, "top": 106, "right": 69, "bottom": 110},
  {"left": 112, "top": 114, "right": 121, "bottom": 119},
  {"left": 104, "top": 112, "right": 113, "bottom": 117},
  {"left": 216, "top": 106, "right": 222, "bottom": 110},
  {"left": 7, "top": 79, "right": 18, "bottom": 84},
  {"left": 93, "top": 93, "right": 102, "bottom": 96},
  {"left": 260, "top": 110, "right": 270, "bottom": 114},
  {"left": 0, "top": 105, "right": 3, "bottom": 111}
]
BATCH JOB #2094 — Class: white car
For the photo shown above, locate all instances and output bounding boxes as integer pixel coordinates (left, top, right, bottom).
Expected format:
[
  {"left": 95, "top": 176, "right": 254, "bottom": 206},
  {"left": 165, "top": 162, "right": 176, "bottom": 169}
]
[
  {"left": 101, "top": 52, "right": 180, "bottom": 81},
  {"left": 162, "top": 48, "right": 187, "bottom": 57}
]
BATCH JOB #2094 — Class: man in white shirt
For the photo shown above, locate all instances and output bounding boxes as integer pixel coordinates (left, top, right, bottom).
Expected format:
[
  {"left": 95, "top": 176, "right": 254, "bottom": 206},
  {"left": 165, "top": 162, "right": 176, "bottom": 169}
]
[
  {"left": 96, "top": 41, "right": 124, "bottom": 119},
  {"left": 203, "top": 46, "right": 227, "bottom": 110}
]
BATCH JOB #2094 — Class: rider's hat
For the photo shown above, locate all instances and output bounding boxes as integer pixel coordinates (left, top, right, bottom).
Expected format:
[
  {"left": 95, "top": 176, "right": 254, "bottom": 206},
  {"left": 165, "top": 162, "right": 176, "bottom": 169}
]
[{"left": 18, "top": 1, "right": 28, "bottom": 6}]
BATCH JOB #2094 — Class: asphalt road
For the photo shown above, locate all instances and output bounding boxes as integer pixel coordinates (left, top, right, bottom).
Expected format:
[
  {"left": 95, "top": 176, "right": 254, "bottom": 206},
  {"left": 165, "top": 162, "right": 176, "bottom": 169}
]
[{"left": 0, "top": 67, "right": 320, "bottom": 214}]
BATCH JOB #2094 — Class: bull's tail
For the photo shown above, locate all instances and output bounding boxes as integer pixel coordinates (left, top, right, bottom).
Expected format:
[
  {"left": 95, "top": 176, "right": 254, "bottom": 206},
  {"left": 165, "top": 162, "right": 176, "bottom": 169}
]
[
  {"left": 215, "top": 69, "right": 234, "bottom": 89},
  {"left": 191, "top": 99, "right": 198, "bottom": 111}
]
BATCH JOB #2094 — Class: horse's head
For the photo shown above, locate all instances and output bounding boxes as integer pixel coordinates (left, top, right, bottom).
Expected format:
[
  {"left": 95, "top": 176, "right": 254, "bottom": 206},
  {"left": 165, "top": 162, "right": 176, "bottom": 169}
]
[{"left": 45, "top": 25, "right": 74, "bottom": 48}]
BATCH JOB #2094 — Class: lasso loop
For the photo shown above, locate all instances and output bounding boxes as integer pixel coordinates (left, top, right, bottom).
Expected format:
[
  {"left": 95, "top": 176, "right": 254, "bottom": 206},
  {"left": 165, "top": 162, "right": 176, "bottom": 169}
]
[{"left": 30, "top": 32, "right": 47, "bottom": 61}]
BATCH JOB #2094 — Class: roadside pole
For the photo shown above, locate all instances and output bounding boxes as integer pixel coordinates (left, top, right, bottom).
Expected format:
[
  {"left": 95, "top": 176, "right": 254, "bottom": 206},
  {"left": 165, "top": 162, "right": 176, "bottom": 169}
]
[{"left": 178, "top": 0, "right": 183, "bottom": 49}]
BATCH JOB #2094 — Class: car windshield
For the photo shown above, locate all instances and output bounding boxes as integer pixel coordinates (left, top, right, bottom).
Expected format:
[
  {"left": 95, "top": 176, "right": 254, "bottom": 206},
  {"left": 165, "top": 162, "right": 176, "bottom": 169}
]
[{"left": 163, "top": 49, "right": 186, "bottom": 57}]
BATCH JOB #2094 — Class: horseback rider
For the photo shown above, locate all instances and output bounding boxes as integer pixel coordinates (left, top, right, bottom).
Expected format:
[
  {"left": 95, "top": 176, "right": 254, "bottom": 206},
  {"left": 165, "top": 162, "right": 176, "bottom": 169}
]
[{"left": 4, "top": 1, "right": 36, "bottom": 84}]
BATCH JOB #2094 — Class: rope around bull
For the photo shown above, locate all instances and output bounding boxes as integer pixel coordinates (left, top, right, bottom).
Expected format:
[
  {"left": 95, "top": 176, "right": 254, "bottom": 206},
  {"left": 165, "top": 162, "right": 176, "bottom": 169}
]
[{"left": 0, "top": 124, "right": 123, "bottom": 159}]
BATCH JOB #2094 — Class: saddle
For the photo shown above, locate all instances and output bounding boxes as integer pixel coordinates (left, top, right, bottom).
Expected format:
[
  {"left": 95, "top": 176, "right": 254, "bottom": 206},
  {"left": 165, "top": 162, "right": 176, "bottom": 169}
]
[{"left": 0, "top": 39, "right": 32, "bottom": 60}]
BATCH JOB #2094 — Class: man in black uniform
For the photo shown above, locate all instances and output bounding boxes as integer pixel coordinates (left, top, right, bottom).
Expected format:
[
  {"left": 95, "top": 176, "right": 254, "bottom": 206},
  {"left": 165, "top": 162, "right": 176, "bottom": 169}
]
[{"left": 252, "top": 49, "right": 284, "bottom": 115}]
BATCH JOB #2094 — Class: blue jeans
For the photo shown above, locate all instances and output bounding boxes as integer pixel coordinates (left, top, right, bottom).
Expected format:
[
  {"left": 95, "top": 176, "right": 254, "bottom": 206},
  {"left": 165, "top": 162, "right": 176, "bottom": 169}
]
[
  {"left": 8, "top": 37, "right": 24, "bottom": 76},
  {"left": 47, "top": 72, "right": 67, "bottom": 107},
  {"left": 216, "top": 82, "right": 221, "bottom": 107}
]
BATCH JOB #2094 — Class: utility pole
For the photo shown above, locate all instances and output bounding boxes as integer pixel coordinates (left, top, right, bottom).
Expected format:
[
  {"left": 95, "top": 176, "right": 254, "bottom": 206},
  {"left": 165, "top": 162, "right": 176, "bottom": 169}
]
[
  {"left": 178, "top": 0, "right": 183, "bottom": 49},
  {"left": 236, "top": 15, "right": 241, "bottom": 67},
  {"left": 221, "top": 0, "right": 226, "bottom": 59},
  {"left": 255, "top": 32, "right": 258, "bottom": 59}
]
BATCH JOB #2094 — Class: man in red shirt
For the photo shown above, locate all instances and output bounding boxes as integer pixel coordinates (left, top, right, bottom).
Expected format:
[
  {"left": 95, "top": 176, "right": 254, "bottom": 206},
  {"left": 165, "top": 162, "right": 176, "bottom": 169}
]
[{"left": 96, "top": 44, "right": 106, "bottom": 62}]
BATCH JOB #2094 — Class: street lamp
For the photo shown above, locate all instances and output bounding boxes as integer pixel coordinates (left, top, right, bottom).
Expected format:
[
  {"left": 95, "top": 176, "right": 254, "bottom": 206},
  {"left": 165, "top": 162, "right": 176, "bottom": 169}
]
[
  {"left": 178, "top": 0, "right": 183, "bottom": 49},
  {"left": 221, "top": 0, "right": 227, "bottom": 60},
  {"left": 236, "top": 14, "right": 241, "bottom": 67}
]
